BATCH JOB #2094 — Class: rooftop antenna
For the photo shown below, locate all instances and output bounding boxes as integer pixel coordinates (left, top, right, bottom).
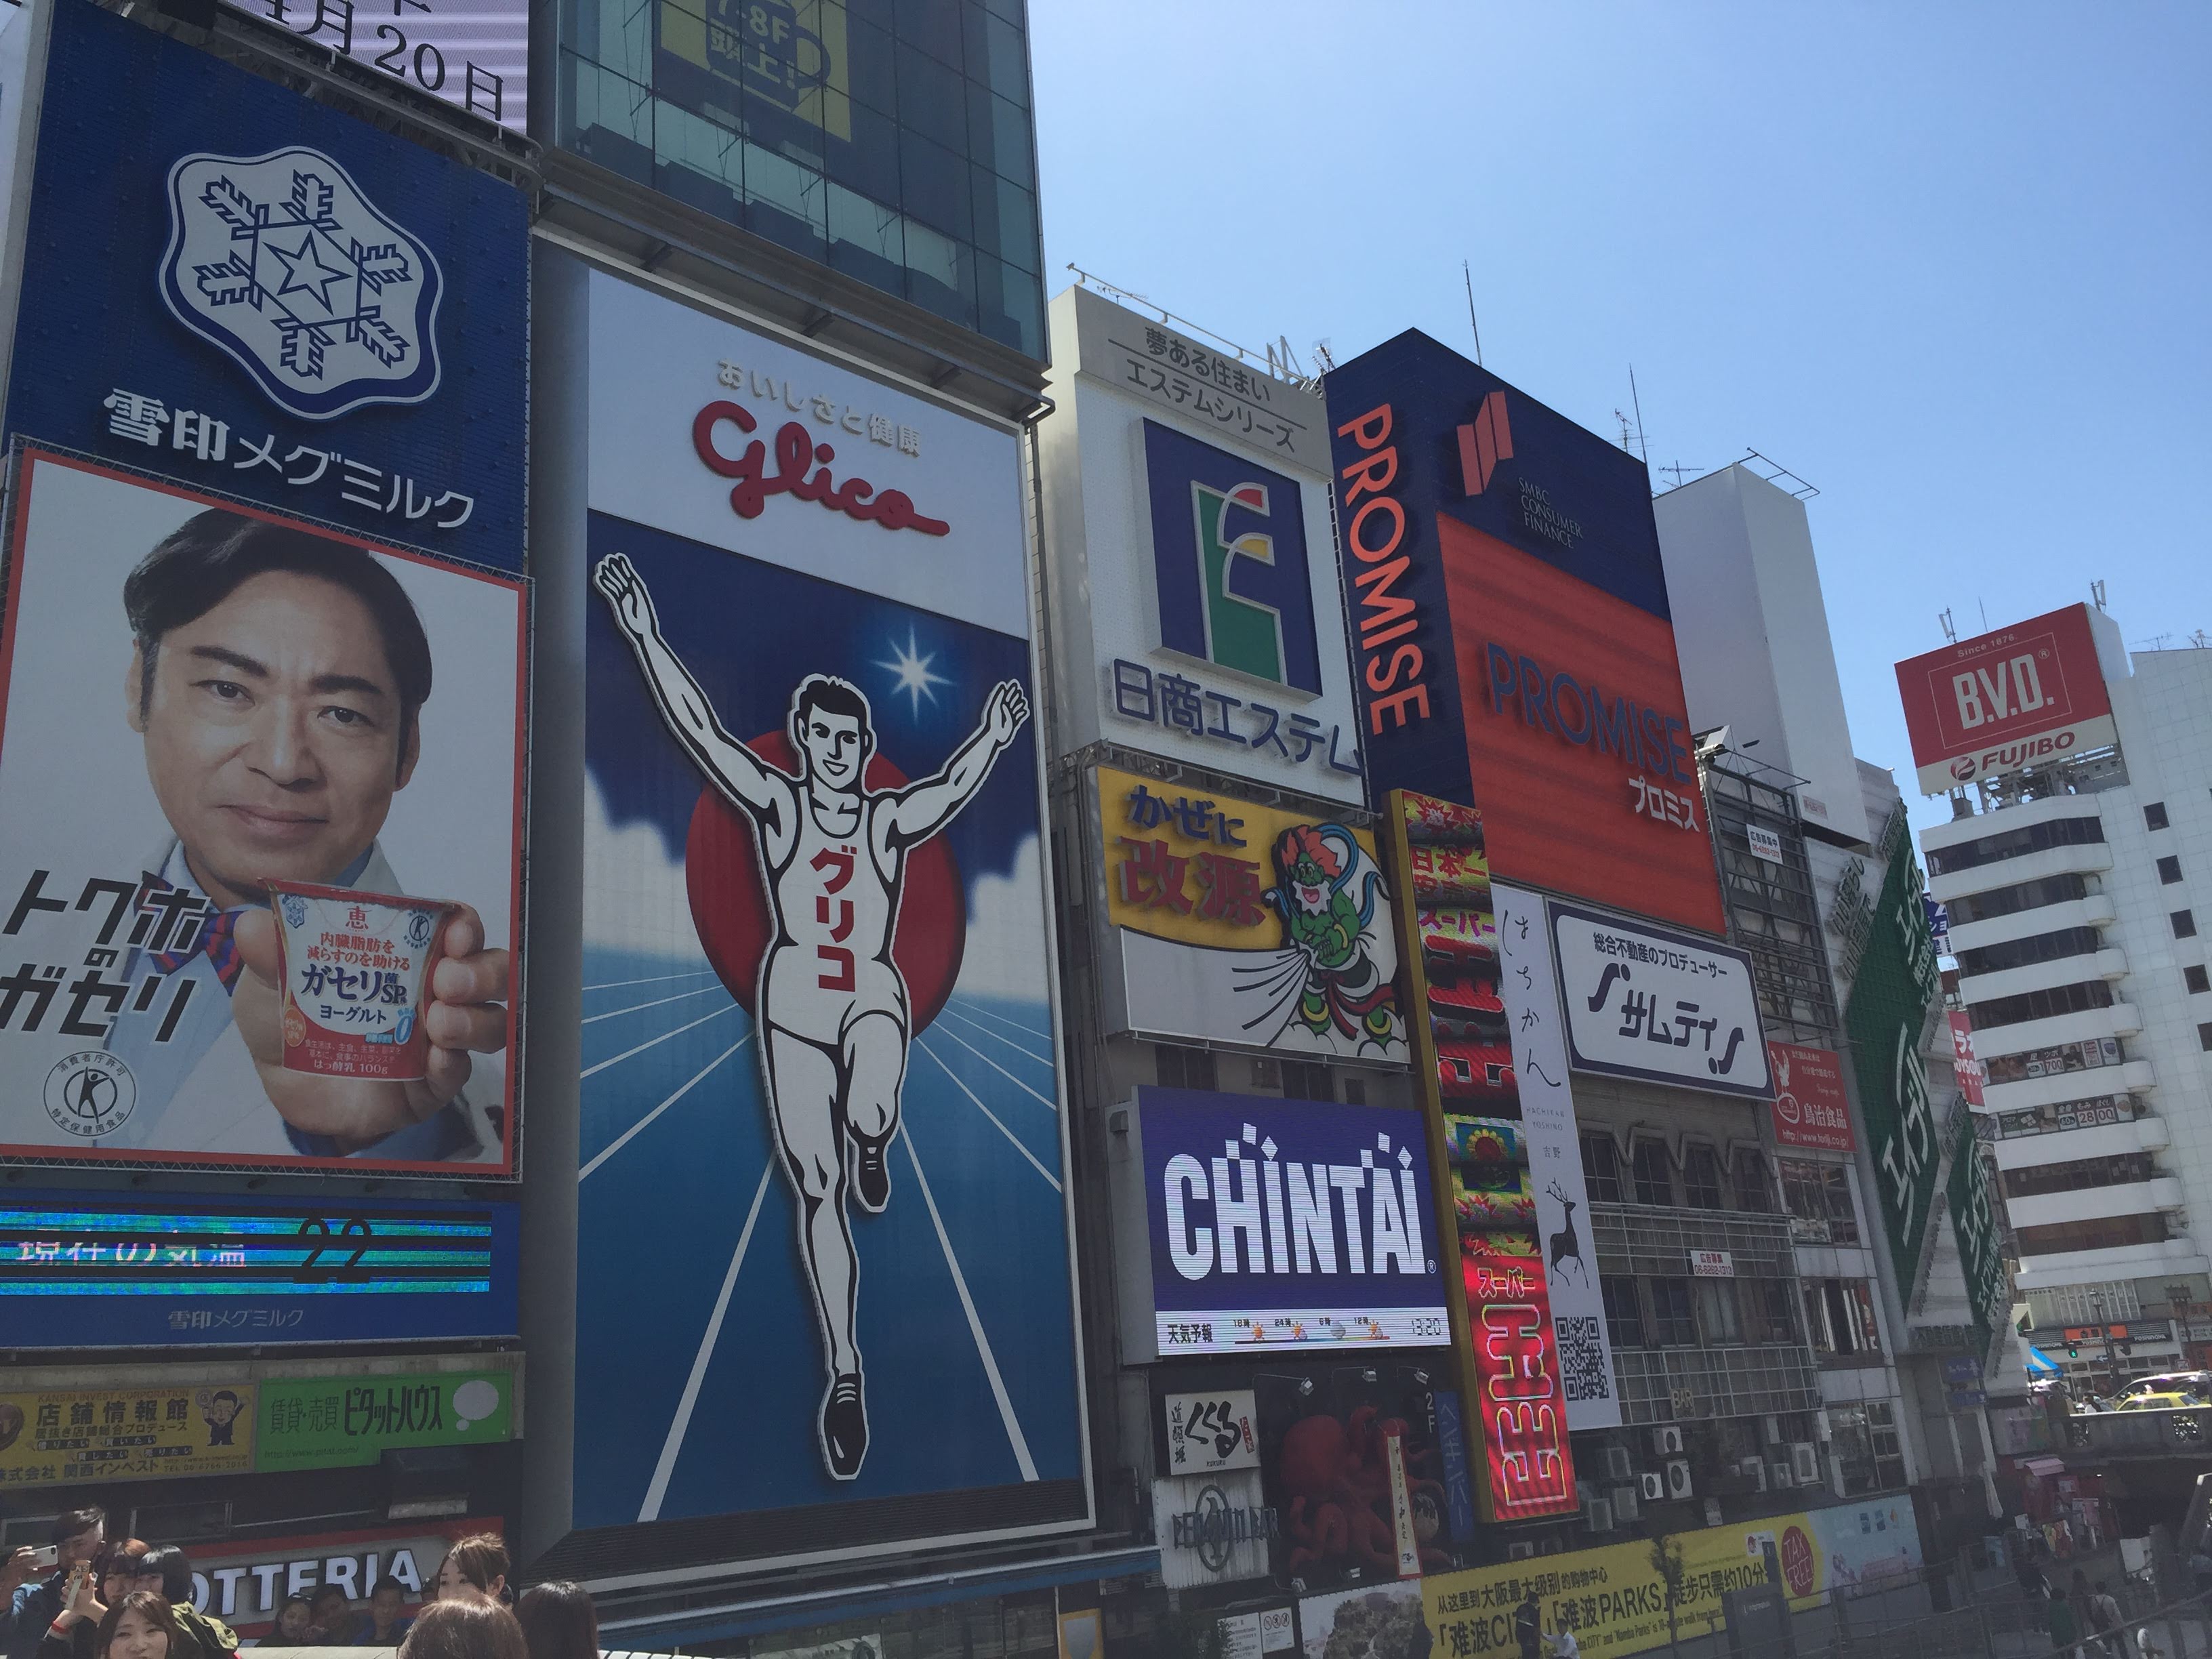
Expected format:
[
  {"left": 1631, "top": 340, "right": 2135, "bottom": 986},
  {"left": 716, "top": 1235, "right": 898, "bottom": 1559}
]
[
  {"left": 1940, "top": 609, "right": 1957, "bottom": 644},
  {"left": 1628, "top": 365, "right": 1651, "bottom": 466},
  {"left": 1658, "top": 462, "right": 1708, "bottom": 489},
  {"left": 2091, "top": 579, "right": 2108, "bottom": 612},
  {"left": 1979, "top": 599, "right": 1989, "bottom": 632},
  {"left": 1462, "top": 260, "right": 1483, "bottom": 366}
]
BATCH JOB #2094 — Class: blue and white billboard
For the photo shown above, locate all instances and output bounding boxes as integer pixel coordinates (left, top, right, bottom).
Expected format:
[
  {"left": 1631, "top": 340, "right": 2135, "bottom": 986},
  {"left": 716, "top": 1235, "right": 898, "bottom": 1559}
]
[
  {"left": 5, "top": 0, "right": 527, "bottom": 573},
  {"left": 565, "top": 267, "right": 1086, "bottom": 1574},
  {"left": 1118, "top": 1088, "right": 1449, "bottom": 1359},
  {"left": 0, "top": 1187, "right": 518, "bottom": 1347}
]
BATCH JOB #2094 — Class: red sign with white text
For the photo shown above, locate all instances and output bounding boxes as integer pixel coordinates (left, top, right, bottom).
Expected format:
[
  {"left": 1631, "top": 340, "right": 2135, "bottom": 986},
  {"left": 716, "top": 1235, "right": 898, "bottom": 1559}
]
[
  {"left": 1463, "top": 1246, "right": 1576, "bottom": 1521},
  {"left": 1895, "top": 604, "right": 2115, "bottom": 794},
  {"left": 1768, "top": 1041, "right": 1855, "bottom": 1152},
  {"left": 1949, "top": 1012, "right": 1986, "bottom": 1107}
]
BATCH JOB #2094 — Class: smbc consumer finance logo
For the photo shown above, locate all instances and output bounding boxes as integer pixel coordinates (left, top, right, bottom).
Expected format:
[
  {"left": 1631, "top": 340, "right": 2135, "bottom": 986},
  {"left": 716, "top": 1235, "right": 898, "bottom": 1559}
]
[{"left": 1142, "top": 419, "right": 1322, "bottom": 693}]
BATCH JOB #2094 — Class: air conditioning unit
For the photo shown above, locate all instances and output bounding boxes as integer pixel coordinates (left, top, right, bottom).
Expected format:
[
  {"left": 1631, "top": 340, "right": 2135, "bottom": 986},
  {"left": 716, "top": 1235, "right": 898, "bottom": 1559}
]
[
  {"left": 1605, "top": 1444, "right": 1635, "bottom": 1481},
  {"left": 1652, "top": 1425, "right": 1684, "bottom": 1456},
  {"left": 1509, "top": 1542, "right": 1538, "bottom": 1561},
  {"left": 1763, "top": 1414, "right": 1784, "bottom": 1446},
  {"left": 1585, "top": 1496, "right": 1615, "bottom": 1533},
  {"left": 1640, "top": 1471, "right": 1666, "bottom": 1502},
  {"left": 1771, "top": 1462, "right": 1794, "bottom": 1490},
  {"left": 1665, "top": 1458, "right": 1694, "bottom": 1500},
  {"left": 1790, "top": 1442, "right": 1821, "bottom": 1484},
  {"left": 1740, "top": 1456, "right": 1767, "bottom": 1493},
  {"left": 1610, "top": 1485, "right": 1641, "bottom": 1523}
]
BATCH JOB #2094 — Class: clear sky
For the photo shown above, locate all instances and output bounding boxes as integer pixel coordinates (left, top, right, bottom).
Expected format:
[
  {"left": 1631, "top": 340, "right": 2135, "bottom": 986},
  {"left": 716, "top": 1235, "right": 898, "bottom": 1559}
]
[{"left": 1029, "top": 2, "right": 2211, "bottom": 839}]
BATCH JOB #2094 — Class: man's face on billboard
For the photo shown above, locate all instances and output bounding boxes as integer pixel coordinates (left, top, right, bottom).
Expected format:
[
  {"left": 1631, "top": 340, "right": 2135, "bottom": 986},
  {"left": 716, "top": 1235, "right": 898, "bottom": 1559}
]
[
  {"left": 128, "top": 571, "right": 419, "bottom": 908},
  {"left": 799, "top": 706, "right": 865, "bottom": 792}
]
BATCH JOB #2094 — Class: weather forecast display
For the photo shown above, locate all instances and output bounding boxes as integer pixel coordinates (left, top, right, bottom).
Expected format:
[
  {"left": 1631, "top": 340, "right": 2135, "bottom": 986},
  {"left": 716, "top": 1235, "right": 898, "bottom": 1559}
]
[
  {"left": 569, "top": 266, "right": 1086, "bottom": 1571},
  {"left": 0, "top": 1189, "right": 517, "bottom": 1348}
]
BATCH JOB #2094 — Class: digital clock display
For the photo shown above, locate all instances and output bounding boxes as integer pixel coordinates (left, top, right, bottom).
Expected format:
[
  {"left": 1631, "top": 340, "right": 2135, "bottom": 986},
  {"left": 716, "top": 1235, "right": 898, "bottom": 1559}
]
[{"left": 0, "top": 1190, "right": 518, "bottom": 1347}]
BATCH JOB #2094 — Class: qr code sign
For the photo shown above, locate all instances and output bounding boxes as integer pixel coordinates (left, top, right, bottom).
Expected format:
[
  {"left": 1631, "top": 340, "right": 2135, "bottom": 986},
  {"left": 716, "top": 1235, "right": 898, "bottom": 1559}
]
[{"left": 1557, "top": 1315, "right": 1611, "bottom": 1402}]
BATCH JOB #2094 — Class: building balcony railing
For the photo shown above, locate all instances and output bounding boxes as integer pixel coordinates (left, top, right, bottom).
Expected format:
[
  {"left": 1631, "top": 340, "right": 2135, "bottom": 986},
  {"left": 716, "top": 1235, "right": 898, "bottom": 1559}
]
[
  {"left": 1589, "top": 1202, "right": 1797, "bottom": 1279},
  {"left": 1609, "top": 1344, "right": 1824, "bottom": 1427},
  {"left": 2063, "top": 1406, "right": 2212, "bottom": 1460}
]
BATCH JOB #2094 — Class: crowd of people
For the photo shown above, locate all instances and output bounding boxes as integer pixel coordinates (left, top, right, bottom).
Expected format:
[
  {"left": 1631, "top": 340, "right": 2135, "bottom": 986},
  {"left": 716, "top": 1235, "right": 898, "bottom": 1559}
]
[{"left": 0, "top": 1511, "right": 596, "bottom": 1659}]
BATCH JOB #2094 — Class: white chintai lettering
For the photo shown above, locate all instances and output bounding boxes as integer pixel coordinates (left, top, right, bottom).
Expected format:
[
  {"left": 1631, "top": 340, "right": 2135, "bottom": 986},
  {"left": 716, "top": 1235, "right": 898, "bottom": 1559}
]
[
  {"left": 1330, "top": 1165, "right": 1369, "bottom": 1273},
  {"left": 1370, "top": 1166, "right": 1416, "bottom": 1274},
  {"left": 1165, "top": 1153, "right": 1213, "bottom": 1279},
  {"left": 1210, "top": 1144, "right": 1267, "bottom": 1273},
  {"left": 1286, "top": 1163, "right": 1336, "bottom": 1274},
  {"left": 1261, "top": 1146, "right": 1289, "bottom": 1273}
]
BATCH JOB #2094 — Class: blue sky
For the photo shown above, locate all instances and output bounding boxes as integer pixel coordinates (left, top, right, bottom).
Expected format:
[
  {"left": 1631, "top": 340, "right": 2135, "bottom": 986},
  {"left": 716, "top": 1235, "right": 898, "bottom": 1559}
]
[{"left": 1031, "top": 2, "right": 2211, "bottom": 838}]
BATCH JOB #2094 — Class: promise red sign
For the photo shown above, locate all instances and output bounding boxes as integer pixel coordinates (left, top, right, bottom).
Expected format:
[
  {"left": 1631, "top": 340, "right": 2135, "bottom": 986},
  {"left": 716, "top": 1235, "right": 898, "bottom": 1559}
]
[
  {"left": 1463, "top": 1248, "right": 1576, "bottom": 1521},
  {"left": 1767, "top": 1041, "right": 1855, "bottom": 1152},
  {"left": 1894, "top": 604, "right": 2115, "bottom": 794}
]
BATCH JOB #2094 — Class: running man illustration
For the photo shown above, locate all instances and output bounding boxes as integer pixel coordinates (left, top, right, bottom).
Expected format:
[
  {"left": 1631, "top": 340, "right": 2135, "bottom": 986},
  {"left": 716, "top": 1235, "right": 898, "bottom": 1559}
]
[{"left": 594, "top": 552, "right": 1030, "bottom": 1480}]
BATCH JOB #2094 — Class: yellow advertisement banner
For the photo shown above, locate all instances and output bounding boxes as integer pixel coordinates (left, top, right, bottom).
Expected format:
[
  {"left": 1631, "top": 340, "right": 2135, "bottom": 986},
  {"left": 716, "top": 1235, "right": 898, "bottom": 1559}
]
[
  {"left": 1094, "top": 765, "right": 1406, "bottom": 1061},
  {"left": 0, "top": 1382, "right": 257, "bottom": 1487},
  {"left": 1422, "top": 1499, "right": 1921, "bottom": 1659}
]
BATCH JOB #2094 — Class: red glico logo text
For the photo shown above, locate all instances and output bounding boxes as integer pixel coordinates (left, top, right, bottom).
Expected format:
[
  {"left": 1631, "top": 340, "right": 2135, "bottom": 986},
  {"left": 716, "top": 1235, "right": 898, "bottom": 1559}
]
[{"left": 693, "top": 401, "right": 951, "bottom": 536}]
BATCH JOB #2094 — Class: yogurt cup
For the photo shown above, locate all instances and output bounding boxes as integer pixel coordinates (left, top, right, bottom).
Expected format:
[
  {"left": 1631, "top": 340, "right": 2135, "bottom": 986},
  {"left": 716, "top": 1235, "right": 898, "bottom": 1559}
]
[{"left": 266, "top": 880, "right": 459, "bottom": 1082}]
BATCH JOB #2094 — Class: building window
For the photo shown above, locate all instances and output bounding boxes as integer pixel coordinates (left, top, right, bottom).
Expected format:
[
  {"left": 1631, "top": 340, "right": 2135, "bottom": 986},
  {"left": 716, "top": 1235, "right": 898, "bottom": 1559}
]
[
  {"left": 2014, "top": 1212, "right": 2170, "bottom": 1256},
  {"left": 1803, "top": 1279, "right": 1881, "bottom": 1358},
  {"left": 1779, "top": 1159, "right": 1860, "bottom": 1245},
  {"left": 1631, "top": 1140, "right": 1673, "bottom": 1208},
  {"left": 2161, "top": 856, "right": 2185, "bottom": 885},
  {"left": 1948, "top": 873, "right": 2089, "bottom": 925},
  {"left": 1923, "top": 813, "right": 2104, "bottom": 877},
  {"left": 2002, "top": 1153, "right": 2152, "bottom": 1200},
  {"left": 1341, "top": 1074, "right": 1366, "bottom": 1106},
  {"left": 1753, "top": 1280, "right": 1797, "bottom": 1345},
  {"left": 1281, "top": 1059, "right": 1331, "bottom": 1101},
  {"left": 1683, "top": 1145, "right": 1724, "bottom": 1210},
  {"left": 1732, "top": 1149, "right": 1772, "bottom": 1213},
  {"left": 1582, "top": 1132, "right": 1622, "bottom": 1203},
  {"left": 2200, "top": 1022, "right": 2212, "bottom": 1052},
  {"left": 1601, "top": 1275, "right": 1645, "bottom": 1349},
  {"left": 2148, "top": 802, "right": 2171, "bottom": 831},
  {"left": 1830, "top": 1401, "right": 1908, "bottom": 1495},
  {"left": 2177, "top": 911, "right": 2198, "bottom": 939},
  {"left": 1967, "top": 979, "right": 2114, "bottom": 1030},
  {"left": 1695, "top": 1278, "right": 1742, "bottom": 1345},
  {"left": 2188, "top": 966, "right": 2209, "bottom": 996},
  {"left": 1958, "top": 926, "right": 2104, "bottom": 977},
  {"left": 1156, "top": 1045, "right": 1216, "bottom": 1090},
  {"left": 1648, "top": 1277, "right": 1696, "bottom": 1346}
]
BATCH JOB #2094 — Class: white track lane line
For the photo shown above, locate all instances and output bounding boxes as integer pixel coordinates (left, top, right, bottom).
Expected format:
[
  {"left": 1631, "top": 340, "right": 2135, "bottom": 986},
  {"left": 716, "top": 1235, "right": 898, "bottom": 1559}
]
[
  {"left": 928, "top": 1023, "right": 1059, "bottom": 1111},
  {"left": 947, "top": 996, "right": 1054, "bottom": 1041},
  {"left": 912, "top": 1036, "right": 1060, "bottom": 1193},
  {"left": 583, "top": 983, "right": 728, "bottom": 1025},
  {"left": 579, "top": 1033, "right": 754, "bottom": 1181},
  {"left": 581, "top": 1002, "right": 740, "bottom": 1079},
  {"left": 638, "top": 1163, "right": 774, "bottom": 1522},
  {"left": 901, "top": 1123, "right": 1038, "bottom": 1481},
  {"left": 936, "top": 1004, "right": 1053, "bottom": 1066},
  {"left": 583, "top": 968, "right": 720, "bottom": 992}
]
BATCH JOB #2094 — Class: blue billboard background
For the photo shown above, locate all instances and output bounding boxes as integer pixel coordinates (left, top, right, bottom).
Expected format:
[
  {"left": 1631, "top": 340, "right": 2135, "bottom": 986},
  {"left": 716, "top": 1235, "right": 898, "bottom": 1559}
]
[
  {"left": 1135, "top": 1088, "right": 1444, "bottom": 1322},
  {"left": 573, "top": 510, "right": 1084, "bottom": 1540},
  {"left": 0, "top": 1188, "right": 518, "bottom": 1347},
  {"left": 6, "top": 0, "right": 527, "bottom": 573}
]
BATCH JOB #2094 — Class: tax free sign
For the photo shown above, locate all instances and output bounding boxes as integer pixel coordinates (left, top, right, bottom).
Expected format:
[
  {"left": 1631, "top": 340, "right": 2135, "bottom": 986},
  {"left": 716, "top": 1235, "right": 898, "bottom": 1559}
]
[
  {"left": 1841, "top": 815, "right": 1944, "bottom": 1305},
  {"left": 1111, "top": 1088, "right": 1448, "bottom": 1360}
]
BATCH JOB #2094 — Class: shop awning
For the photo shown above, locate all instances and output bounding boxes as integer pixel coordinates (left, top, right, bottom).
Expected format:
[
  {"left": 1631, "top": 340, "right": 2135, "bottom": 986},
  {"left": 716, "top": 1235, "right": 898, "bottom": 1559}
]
[
  {"left": 2022, "top": 1455, "right": 2067, "bottom": 1477},
  {"left": 2026, "top": 1345, "right": 2062, "bottom": 1375}
]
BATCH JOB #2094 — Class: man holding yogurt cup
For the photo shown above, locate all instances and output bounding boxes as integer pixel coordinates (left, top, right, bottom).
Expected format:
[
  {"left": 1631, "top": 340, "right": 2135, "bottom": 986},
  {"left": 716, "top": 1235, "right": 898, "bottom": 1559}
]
[{"left": 101, "top": 508, "right": 510, "bottom": 1161}]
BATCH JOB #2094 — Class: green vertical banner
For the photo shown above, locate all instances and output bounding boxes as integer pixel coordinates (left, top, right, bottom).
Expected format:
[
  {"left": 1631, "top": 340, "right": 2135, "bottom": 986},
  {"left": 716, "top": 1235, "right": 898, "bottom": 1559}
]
[
  {"left": 1843, "top": 812, "right": 1943, "bottom": 1303},
  {"left": 255, "top": 1370, "right": 516, "bottom": 1472},
  {"left": 1949, "top": 1118, "right": 2009, "bottom": 1347}
]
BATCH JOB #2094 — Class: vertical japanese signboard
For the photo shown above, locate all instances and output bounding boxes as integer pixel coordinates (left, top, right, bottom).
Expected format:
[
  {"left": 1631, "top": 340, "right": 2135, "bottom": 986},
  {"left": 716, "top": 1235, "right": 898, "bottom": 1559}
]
[
  {"left": 6, "top": 0, "right": 529, "bottom": 574},
  {"left": 1842, "top": 811, "right": 1943, "bottom": 1303},
  {"left": 1948, "top": 1119, "right": 2007, "bottom": 1351},
  {"left": 1040, "top": 287, "right": 1367, "bottom": 804},
  {"left": 569, "top": 266, "right": 1086, "bottom": 1571},
  {"left": 1092, "top": 763, "right": 1406, "bottom": 1062},
  {"left": 1768, "top": 1041, "right": 1856, "bottom": 1151},
  {"left": 1322, "top": 331, "right": 1723, "bottom": 933}
]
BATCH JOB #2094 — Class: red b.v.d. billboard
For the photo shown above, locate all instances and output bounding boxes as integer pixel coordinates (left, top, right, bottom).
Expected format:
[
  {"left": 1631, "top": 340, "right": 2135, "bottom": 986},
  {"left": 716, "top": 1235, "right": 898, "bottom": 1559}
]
[{"left": 1895, "top": 604, "right": 2116, "bottom": 794}]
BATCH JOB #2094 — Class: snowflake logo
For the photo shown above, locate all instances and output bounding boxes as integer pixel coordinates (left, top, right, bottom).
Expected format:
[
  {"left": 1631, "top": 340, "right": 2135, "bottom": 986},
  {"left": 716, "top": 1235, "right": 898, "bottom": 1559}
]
[{"left": 159, "top": 147, "right": 443, "bottom": 421}]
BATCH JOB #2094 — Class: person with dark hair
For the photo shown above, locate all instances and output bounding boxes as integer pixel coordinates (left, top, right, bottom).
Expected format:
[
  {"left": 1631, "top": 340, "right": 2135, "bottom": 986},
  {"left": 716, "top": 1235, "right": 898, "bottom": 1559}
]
[
  {"left": 38, "top": 1541, "right": 153, "bottom": 1659},
  {"left": 396, "top": 1603, "right": 524, "bottom": 1659},
  {"left": 91, "top": 1595, "right": 169, "bottom": 1659},
  {"left": 428, "top": 1540, "right": 507, "bottom": 1610},
  {"left": 94, "top": 507, "right": 509, "bottom": 1160},
  {"left": 348, "top": 1583, "right": 411, "bottom": 1648},
  {"left": 8, "top": 1511, "right": 107, "bottom": 1659},
  {"left": 127, "top": 1551, "right": 230, "bottom": 1659},
  {"left": 513, "top": 1583, "right": 594, "bottom": 1659},
  {"left": 253, "top": 1601, "right": 312, "bottom": 1650},
  {"left": 304, "top": 1591, "right": 350, "bottom": 1648}
]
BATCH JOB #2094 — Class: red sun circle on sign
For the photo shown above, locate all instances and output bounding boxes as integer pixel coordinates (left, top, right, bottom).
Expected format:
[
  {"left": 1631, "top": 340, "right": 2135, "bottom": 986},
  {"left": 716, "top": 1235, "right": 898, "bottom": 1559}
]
[
  {"left": 1778, "top": 1525, "right": 1816, "bottom": 1598},
  {"left": 684, "top": 731, "right": 965, "bottom": 1035}
]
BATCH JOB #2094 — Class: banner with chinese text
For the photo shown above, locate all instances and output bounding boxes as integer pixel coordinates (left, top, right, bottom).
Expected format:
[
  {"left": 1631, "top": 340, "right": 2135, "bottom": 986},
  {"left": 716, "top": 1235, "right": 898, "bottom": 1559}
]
[{"left": 257, "top": 1367, "right": 515, "bottom": 1470}]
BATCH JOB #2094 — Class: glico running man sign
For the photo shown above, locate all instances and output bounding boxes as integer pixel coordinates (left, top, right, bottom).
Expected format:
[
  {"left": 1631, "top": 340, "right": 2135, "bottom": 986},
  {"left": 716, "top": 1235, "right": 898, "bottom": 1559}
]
[
  {"left": 556, "top": 262, "right": 1086, "bottom": 1577},
  {"left": 1109, "top": 1087, "right": 1449, "bottom": 1361}
]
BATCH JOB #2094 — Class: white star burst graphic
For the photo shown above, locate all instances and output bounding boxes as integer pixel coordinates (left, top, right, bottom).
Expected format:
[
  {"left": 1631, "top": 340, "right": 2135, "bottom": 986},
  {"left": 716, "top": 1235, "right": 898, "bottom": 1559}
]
[{"left": 878, "top": 628, "right": 951, "bottom": 714}]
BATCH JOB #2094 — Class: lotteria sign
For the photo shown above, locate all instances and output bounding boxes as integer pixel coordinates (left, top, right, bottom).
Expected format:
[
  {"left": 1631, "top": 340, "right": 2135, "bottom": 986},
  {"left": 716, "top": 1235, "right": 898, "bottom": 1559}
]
[
  {"left": 1116, "top": 1088, "right": 1448, "bottom": 1360},
  {"left": 1323, "top": 333, "right": 1723, "bottom": 935},
  {"left": 1895, "top": 605, "right": 2117, "bottom": 794}
]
